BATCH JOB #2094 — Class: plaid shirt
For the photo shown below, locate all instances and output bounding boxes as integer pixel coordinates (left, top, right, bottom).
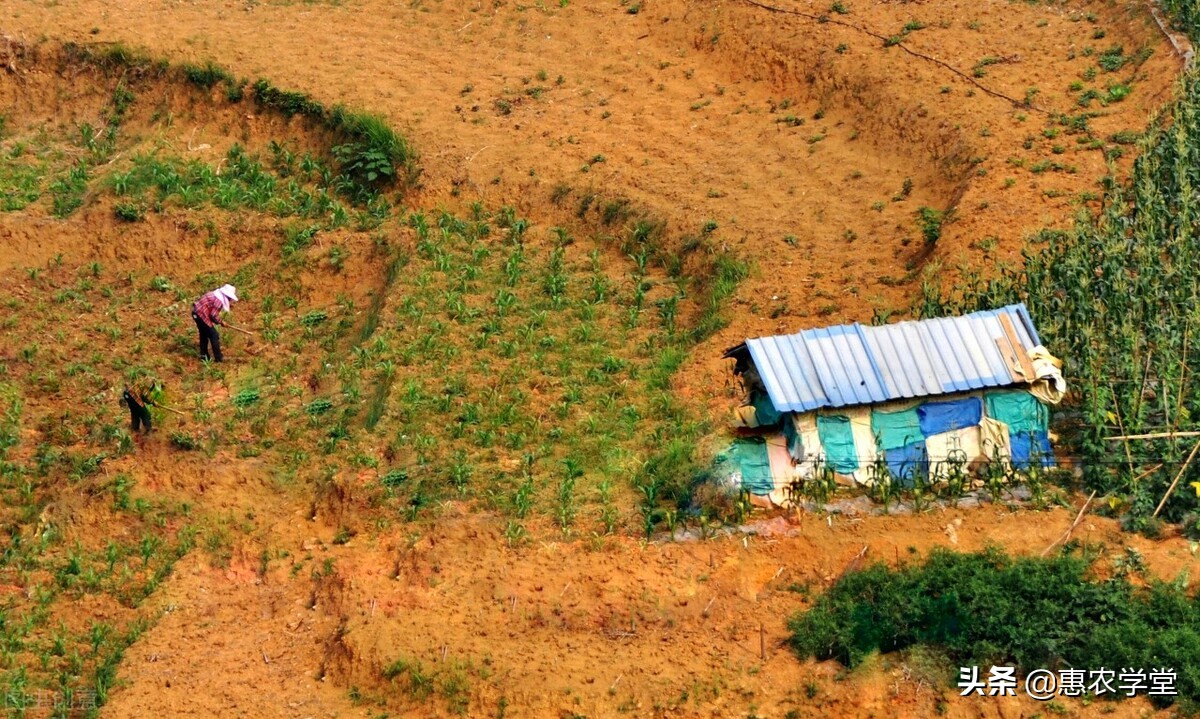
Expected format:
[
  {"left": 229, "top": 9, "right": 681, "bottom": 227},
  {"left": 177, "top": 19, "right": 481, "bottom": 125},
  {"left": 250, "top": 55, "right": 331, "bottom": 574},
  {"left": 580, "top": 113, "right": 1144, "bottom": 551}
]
[
  {"left": 125, "top": 377, "right": 159, "bottom": 407},
  {"left": 192, "top": 291, "right": 225, "bottom": 327}
]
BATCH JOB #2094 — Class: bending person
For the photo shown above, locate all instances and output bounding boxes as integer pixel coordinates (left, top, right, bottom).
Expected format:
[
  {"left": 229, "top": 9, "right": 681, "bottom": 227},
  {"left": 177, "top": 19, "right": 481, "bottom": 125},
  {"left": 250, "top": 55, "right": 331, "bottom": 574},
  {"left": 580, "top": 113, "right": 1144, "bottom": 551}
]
[
  {"left": 191, "top": 284, "right": 239, "bottom": 362},
  {"left": 122, "top": 373, "right": 163, "bottom": 435}
]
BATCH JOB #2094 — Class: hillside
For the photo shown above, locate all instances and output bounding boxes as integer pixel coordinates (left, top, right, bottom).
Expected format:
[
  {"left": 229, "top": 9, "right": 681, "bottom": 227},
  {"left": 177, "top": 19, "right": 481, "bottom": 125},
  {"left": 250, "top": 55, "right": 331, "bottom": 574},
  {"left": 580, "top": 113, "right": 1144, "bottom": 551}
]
[{"left": 0, "top": 0, "right": 1196, "bottom": 716}]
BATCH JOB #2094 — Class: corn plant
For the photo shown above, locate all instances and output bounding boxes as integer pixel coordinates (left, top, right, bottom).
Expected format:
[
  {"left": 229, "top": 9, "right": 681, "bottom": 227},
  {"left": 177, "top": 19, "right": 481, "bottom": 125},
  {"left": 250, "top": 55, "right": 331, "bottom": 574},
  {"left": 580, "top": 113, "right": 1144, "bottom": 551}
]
[
  {"left": 556, "top": 473, "right": 578, "bottom": 536},
  {"left": 940, "top": 447, "right": 969, "bottom": 504},
  {"left": 865, "top": 457, "right": 897, "bottom": 509},
  {"left": 979, "top": 455, "right": 1013, "bottom": 504},
  {"left": 597, "top": 476, "right": 619, "bottom": 534},
  {"left": 910, "top": 467, "right": 932, "bottom": 513},
  {"left": 542, "top": 247, "right": 568, "bottom": 308},
  {"left": 917, "top": 59, "right": 1200, "bottom": 526},
  {"left": 801, "top": 462, "right": 839, "bottom": 506},
  {"left": 510, "top": 475, "right": 534, "bottom": 519},
  {"left": 503, "top": 520, "right": 527, "bottom": 547}
]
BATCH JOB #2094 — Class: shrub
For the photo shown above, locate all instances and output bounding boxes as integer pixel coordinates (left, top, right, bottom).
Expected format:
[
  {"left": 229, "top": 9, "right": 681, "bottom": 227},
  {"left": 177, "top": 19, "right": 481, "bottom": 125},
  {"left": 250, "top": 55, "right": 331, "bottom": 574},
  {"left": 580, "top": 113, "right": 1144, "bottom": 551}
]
[
  {"left": 915, "top": 206, "right": 945, "bottom": 245},
  {"left": 1097, "top": 45, "right": 1128, "bottom": 72},
  {"left": 328, "top": 245, "right": 348, "bottom": 272},
  {"left": 251, "top": 79, "right": 324, "bottom": 118},
  {"left": 250, "top": 83, "right": 417, "bottom": 202},
  {"left": 282, "top": 224, "right": 320, "bottom": 257},
  {"left": 299, "top": 310, "right": 328, "bottom": 328},
  {"left": 49, "top": 162, "right": 89, "bottom": 218},
  {"left": 1109, "top": 129, "right": 1141, "bottom": 145},
  {"left": 789, "top": 548, "right": 1200, "bottom": 708},
  {"left": 62, "top": 41, "right": 165, "bottom": 76},
  {"left": 689, "top": 253, "right": 749, "bottom": 342}
]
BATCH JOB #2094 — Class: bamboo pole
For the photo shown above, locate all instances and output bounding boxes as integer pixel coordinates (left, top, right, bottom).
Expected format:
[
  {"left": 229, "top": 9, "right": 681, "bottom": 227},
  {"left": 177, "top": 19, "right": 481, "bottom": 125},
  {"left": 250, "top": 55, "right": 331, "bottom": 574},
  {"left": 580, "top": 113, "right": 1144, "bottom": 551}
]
[
  {"left": 1132, "top": 464, "right": 1165, "bottom": 484},
  {"left": 1106, "top": 431, "right": 1200, "bottom": 441},
  {"left": 1172, "top": 320, "right": 1191, "bottom": 434},
  {"left": 1112, "top": 399, "right": 1136, "bottom": 480},
  {"left": 1152, "top": 438, "right": 1200, "bottom": 518},
  {"left": 1041, "top": 490, "right": 1097, "bottom": 556}
]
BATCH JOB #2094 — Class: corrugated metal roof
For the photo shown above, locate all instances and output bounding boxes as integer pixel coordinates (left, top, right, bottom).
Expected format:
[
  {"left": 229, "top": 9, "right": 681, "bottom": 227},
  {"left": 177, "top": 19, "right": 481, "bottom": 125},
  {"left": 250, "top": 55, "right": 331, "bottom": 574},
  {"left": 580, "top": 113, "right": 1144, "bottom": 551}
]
[{"left": 745, "top": 304, "right": 1044, "bottom": 413}]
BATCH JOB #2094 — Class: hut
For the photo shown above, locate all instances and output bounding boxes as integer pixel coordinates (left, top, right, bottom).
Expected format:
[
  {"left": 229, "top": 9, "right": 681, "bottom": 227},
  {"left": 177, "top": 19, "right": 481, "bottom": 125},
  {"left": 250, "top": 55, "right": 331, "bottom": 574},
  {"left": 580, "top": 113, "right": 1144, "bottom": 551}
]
[{"left": 723, "top": 304, "right": 1066, "bottom": 506}]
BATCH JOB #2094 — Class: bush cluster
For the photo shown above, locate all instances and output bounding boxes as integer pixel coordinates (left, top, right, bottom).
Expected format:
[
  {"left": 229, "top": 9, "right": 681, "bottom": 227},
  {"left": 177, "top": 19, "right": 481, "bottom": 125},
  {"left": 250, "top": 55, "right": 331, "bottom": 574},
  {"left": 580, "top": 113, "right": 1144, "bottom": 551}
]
[{"left": 789, "top": 548, "right": 1200, "bottom": 708}]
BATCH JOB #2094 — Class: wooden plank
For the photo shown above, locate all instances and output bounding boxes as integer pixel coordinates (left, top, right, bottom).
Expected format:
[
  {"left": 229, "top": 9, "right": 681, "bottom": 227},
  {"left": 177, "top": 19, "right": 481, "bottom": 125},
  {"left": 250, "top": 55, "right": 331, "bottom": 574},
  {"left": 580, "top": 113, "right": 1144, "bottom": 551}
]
[
  {"left": 994, "top": 338, "right": 1023, "bottom": 380},
  {"left": 998, "top": 314, "right": 1037, "bottom": 380}
]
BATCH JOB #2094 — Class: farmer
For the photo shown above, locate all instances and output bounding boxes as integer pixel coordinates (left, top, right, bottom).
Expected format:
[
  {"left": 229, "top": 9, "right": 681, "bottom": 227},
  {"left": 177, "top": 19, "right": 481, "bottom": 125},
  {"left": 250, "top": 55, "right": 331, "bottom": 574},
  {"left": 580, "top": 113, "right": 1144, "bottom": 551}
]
[
  {"left": 122, "top": 373, "right": 163, "bottom": 434},
  {"left": 191, "top": 284, "right": 238, "bottom": 362}
]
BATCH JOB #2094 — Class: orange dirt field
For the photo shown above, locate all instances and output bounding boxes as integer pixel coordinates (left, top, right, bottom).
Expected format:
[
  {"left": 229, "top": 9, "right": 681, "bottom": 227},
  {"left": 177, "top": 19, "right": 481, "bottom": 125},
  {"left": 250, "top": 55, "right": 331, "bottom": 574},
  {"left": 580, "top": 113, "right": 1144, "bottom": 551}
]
[{"left": 1, "top": 0, "right": 1198, "bottom": 716}]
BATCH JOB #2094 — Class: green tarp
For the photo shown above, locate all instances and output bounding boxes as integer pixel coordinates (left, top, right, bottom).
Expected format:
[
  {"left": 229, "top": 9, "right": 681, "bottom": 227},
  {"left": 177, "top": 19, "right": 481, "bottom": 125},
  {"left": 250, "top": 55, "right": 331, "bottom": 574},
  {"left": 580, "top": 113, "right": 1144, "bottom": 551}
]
[
  {"left": 985, "top": 391, "right": 1048, "bottom": 434},
  {"left": 734, "top": 438, "right": 774, "bottom": 495},
  {"left": 870, "top": 406, "right": 922, "bottom": 450},
  {"left": 817, "top": 414, "right": 858, "bottom": 474},
  {"left": 752, "top": 391, "right": 782, "bottom": 427}
]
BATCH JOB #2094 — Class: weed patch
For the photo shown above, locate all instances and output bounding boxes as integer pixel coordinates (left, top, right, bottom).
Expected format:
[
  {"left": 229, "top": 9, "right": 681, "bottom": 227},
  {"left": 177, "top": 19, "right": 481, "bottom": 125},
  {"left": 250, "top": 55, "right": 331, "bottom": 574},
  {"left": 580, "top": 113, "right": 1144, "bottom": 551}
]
[{"left": 54, "top": 42, "right": 418, "bottom": 211}]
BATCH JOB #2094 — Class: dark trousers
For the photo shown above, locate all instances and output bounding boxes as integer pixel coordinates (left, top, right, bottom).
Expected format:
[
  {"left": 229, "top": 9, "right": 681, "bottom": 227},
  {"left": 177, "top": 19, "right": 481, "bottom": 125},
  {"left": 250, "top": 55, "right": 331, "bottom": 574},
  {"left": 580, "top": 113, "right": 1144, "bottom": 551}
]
[
  {"left": 125, "top": 391, "right": 152, "bottom": 433},
  {"left": 193, "top": 311, "right": 223, "bottom": 362}
]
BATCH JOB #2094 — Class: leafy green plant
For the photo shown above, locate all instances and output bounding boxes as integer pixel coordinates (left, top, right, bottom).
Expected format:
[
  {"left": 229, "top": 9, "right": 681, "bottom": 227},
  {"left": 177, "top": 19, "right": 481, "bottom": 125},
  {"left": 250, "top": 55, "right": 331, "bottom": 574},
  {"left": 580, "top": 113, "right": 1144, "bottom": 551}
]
[
  {"left": 283, "top": 224, "right": 320, "bottom": 257},
  {"left": 789, "top": 547, "right": 1200, "bottom": 709},
  {"left": 299, "top": 310, "right": 328, "bottom": 328},
  {"left": 231, "top": 388, "right": 260, "bottom": 408},
  {"left": 380, "top": 468, "right": 409, "bottom": 489},
  {"left": 328, "top": 245, "right": 349, "bottom": 272},
  {"left": 305, "top": 398, "right": 333, "bottom": 416},
  {"left": 49, "top": 162, "right": 89, "bottom": 217},
  {"left": 915, "top": 207, "right": 945, "bottom": 245},
  {"left": 1096, "top": 45, "right": 1128, "bottom": 72},
  {"left": 383, "top": 657, "right": 435, "bottom": 700}
]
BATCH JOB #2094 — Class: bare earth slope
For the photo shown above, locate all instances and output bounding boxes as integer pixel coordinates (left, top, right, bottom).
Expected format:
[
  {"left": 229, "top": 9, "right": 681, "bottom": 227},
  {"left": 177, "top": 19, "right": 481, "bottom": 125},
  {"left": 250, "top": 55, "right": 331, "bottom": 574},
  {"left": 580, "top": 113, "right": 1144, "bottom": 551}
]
[
  {"left": 6, "top": 0, "right": 1184, "bottom": 363},
  {"left": 0, "top": 0, "right": 1194, "bottom": 717},
  {"left": 107, "top": 506, "right": 1200, "bottom": 718}
]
